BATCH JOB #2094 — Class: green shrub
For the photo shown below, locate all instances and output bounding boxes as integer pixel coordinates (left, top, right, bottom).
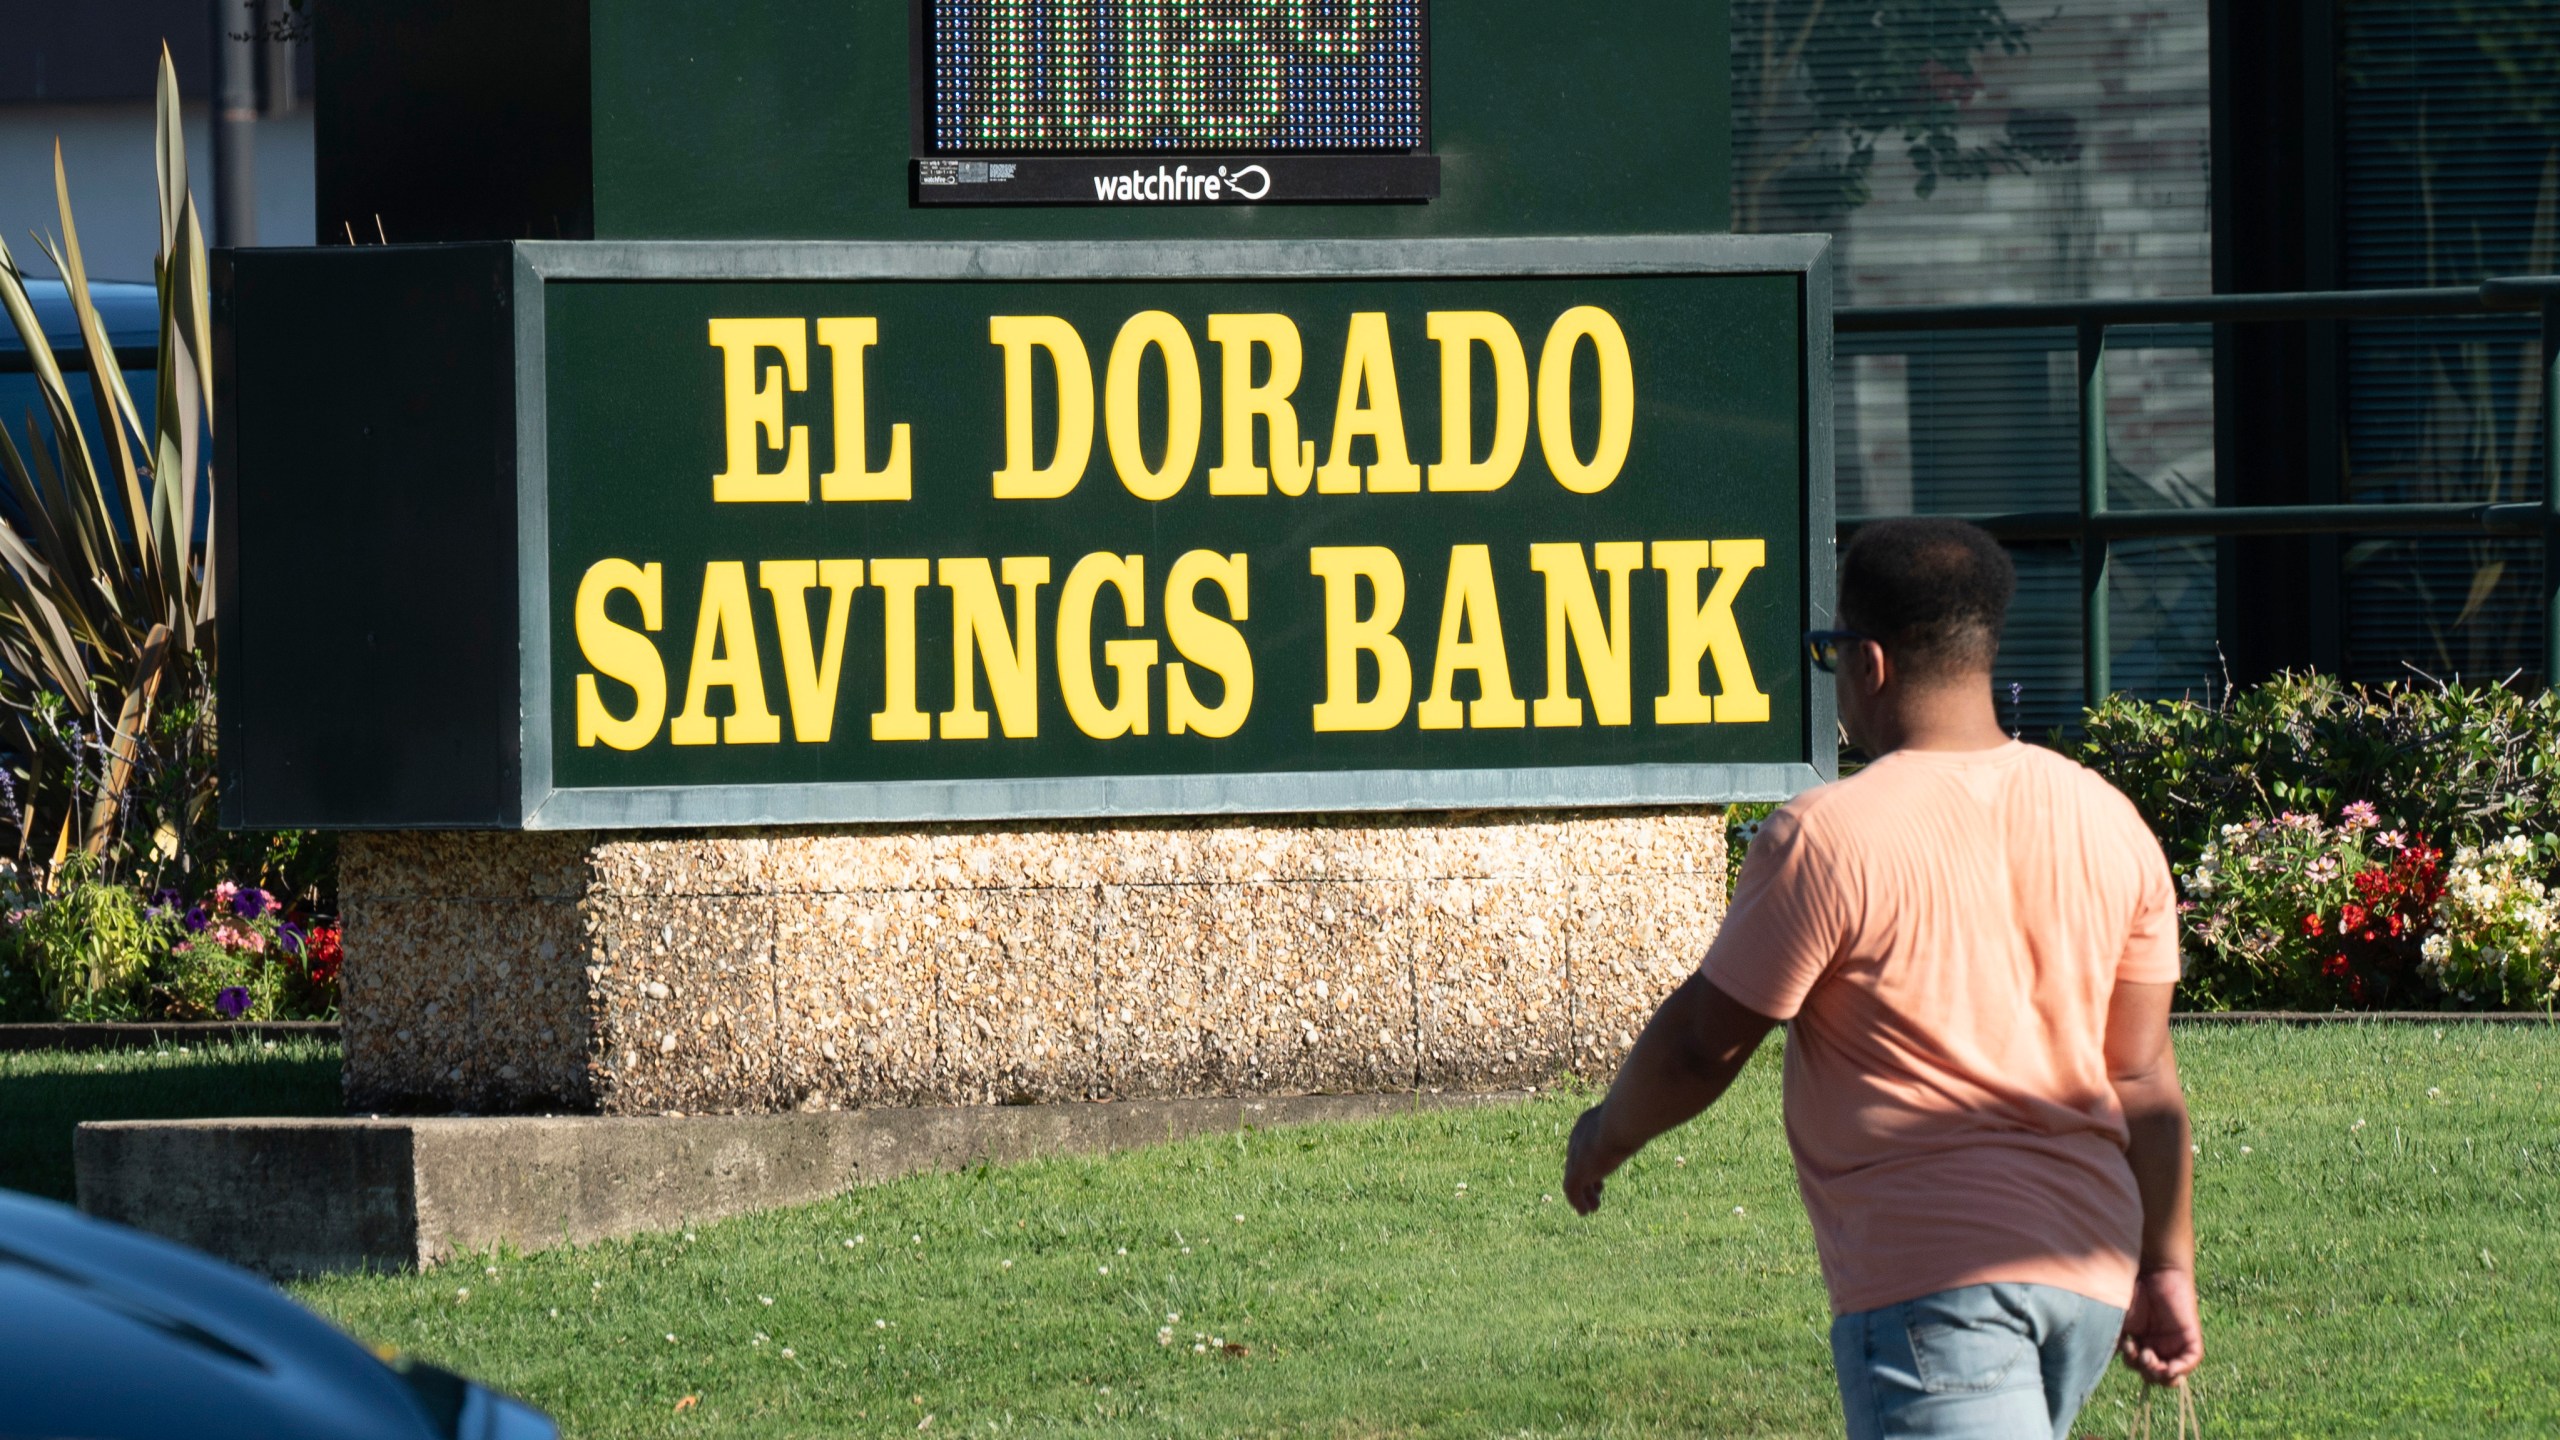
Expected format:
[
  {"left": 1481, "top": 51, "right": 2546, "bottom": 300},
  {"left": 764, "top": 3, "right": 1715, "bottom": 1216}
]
[
  {"left": 17, "top": 855, "right": 165, "bottom": 1021},
  {"left": 0, "top": 923, "right": 39, "bottom": 1022},
  {"left": 2078, "top": 674, "right": 2560, "bottom": 1010}
]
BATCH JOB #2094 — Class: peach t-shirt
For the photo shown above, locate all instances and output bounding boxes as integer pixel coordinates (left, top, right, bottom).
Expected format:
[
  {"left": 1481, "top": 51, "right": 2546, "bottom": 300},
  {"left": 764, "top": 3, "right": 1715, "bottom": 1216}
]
[{"left": 1701, "top": 741, "right": 2181, "bottom": 1316}]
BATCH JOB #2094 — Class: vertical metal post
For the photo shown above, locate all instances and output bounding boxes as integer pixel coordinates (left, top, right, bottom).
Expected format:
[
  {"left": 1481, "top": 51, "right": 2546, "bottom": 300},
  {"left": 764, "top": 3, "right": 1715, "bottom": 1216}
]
[
  {"left": 2544, "top": 297, "right": 2560, "bottom": 692},
  {"left": 2080, "top": 320, "right": 2111, "bottom": 708},
  {"left": 214, "top": 0, "right": 259, "bottom": 248}
]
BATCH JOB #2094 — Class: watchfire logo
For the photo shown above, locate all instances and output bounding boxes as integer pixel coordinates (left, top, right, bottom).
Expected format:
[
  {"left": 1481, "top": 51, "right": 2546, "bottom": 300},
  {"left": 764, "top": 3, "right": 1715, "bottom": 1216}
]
[{"left": 1092, "top": 163, "right": 1273, "bottom": 203}]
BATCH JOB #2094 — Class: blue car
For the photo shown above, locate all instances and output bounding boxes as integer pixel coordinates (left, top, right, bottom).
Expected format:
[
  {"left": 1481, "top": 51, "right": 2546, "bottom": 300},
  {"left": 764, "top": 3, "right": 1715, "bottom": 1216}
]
[
  {"left": 0, "top": 1188, "right": 555, "bottom": 1440},
  {"left": 0, "top": 276, "right": 164, "bottom": 467}
]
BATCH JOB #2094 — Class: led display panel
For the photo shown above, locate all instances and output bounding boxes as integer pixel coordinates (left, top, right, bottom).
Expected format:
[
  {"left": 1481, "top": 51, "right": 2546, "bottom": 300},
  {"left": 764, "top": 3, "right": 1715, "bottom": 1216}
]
[{"left": 913, "top": 0, "right": 1437, "bottom": 204}]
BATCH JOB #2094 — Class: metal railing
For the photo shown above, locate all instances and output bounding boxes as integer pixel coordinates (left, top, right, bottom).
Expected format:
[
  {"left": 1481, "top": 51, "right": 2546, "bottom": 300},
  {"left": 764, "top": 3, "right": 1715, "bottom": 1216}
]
[{"left": 1836, "top": 278, "right": 2560, "bottom": 707}]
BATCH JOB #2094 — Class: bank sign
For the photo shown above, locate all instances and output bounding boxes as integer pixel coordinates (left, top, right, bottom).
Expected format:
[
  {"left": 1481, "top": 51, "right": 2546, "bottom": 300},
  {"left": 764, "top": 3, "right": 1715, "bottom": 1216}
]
[{"left": 218, "top": 238, "right": 1834, "bottom": 829}]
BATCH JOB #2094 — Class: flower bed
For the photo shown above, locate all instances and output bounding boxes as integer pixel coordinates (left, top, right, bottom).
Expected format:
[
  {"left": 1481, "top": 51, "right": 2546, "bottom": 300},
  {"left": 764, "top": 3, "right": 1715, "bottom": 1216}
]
[
  {"left": 0, "top": 862, "right": 339, "bottom": 1024},
  {"left": 2082, "top": 674, "right": 2560, "bottom": 1011}
]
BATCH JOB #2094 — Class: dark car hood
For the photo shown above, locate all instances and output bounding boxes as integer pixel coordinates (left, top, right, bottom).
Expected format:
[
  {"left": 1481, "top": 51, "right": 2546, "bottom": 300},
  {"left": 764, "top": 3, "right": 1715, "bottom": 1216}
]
[{"left": 0, "top": 1188, "right": 513, "bottom": 1440}]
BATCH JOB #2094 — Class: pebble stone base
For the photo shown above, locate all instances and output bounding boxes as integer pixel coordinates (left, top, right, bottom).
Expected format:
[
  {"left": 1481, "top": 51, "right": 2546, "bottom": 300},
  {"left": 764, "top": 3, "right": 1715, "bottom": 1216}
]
[{"left": 339, "top": 809, "right": 1727, "bottom": 1116}]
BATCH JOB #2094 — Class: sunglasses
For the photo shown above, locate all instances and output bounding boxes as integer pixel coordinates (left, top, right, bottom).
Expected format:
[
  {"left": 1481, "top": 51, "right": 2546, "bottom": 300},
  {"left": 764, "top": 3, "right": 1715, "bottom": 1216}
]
[{"left": 1803, "top": 629, "right": 1875, "bottom": 674}]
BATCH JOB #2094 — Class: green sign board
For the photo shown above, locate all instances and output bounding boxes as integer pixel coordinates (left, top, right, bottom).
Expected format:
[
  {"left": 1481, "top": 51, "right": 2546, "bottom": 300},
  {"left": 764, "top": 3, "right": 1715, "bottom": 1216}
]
[{"left": 215, "top": 237, "right": 1831, "bottom": 829}]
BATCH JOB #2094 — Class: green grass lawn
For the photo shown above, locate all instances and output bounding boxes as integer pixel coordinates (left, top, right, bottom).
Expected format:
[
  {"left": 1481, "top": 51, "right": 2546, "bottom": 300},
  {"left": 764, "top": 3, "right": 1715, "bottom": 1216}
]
[
  {"left": 2, "top": 1029, "right": 2548, "bottom": 1436},
  {"left": 264, "top": 1026, "right": 2559, "bottom": 1439},
  {"left": 0, "top": 1037, "right": 344, "bottom": 1201}
]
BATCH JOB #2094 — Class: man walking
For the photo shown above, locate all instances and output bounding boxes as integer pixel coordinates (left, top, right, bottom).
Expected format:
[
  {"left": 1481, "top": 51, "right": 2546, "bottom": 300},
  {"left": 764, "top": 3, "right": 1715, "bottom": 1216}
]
[{"left": 1563, "top": 518, "right": 2202, "bottom": 1438}]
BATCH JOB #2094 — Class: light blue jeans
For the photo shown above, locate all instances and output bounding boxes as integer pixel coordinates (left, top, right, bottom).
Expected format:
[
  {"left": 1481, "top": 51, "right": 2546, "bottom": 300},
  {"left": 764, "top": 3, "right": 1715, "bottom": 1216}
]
[{"left": 1829, "top": 1282, "right": 2124, "bottom": 1440}]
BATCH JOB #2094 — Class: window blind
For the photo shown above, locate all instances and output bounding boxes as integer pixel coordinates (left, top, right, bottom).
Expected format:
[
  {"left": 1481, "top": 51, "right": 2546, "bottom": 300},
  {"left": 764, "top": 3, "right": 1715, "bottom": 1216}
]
[
  {"left": 2341, "top": 1, "right": 2553, "bottom": 686},
  {"left": 1733, "top": 0, "right": 2220, "bottom": 729}
]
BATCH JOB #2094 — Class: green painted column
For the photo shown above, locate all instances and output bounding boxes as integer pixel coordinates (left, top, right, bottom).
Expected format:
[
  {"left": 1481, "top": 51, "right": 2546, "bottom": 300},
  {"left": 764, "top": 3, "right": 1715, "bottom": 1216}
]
[{"left": 2079, "top": 320, "right": 2111, "bottom": 708}]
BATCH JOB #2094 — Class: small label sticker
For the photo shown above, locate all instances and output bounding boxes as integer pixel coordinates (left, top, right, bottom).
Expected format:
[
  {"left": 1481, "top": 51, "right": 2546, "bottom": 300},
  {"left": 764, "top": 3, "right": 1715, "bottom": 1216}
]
[{"left": 918, "top": 160, "right": 960, "bottom": 186}]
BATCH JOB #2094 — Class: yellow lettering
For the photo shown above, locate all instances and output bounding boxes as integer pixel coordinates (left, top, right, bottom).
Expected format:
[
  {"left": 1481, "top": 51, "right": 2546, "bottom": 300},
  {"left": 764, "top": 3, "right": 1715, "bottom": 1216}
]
[
  {"left": 1529, "top": 541, "right": 1643, "bottom": 727},
  {"left": 940, "top": 556, "right": 1050, "bottom": 739},
  {"left": 1308, "top": 545, "right": 1412, "bottom": 731},
  {"left": 990, "top": 316, "right": 1094, "bottom": 499},
  {"left": 1057, "top": 552, "right": 1158, "bottom": 739},
  {"left": 1206, "top": 314, "right": 1315, "bottom": 497},
  {"left": 1653, "top": 539, "right": 1772, "bottom": 725},
  {"left": 1104, "top": 311, "right": 1202, "bottom": 502},
  {"left": 815, "top": 318, "right": 911, "bottom": 502},
  {"left": 1425, "top": 312, "right": 1530, "bottom": 493},
  {"left": 757, "top": 559, "right": 864, "bottom": 743},
  {"left": 868, "top": 558, "right": 932, "bottom": 741},
  {"left": 671, "top": 561, "right": 784, "bottom": 745},
  {"left": 1537, "top": 306, "right": 1635, "bottom": 494},
  {"left": 709, "top": 318, "right": 811, "bottom": 503},
  {"left": 1416, "top": 545, "right": 1526, "bottom": 730},
  {"left": 574, "top": 559, "right": 665, "bottom": 750},
  {"left": 1314, "top": 313, "right": 1421, "bottom": 495},
  {"left": 1164, "top": 550, "right": 1253, "bottom": 737}
]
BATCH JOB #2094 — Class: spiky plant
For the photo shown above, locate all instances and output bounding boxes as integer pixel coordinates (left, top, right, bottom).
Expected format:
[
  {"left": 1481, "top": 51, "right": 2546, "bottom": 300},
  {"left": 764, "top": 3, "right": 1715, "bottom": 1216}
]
[{"left": 0, "top": 46, "right": 214, "bottom": 880}]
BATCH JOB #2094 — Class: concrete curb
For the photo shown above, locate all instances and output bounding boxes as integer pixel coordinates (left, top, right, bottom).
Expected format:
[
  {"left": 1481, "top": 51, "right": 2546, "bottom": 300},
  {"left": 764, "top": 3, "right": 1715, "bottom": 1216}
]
[
  {"left": 0, "top": 1021, "right": 341, "bottom": 1053},
  {"left": 74, "top": 1089, "right": 1527, "bottom": 1279}
]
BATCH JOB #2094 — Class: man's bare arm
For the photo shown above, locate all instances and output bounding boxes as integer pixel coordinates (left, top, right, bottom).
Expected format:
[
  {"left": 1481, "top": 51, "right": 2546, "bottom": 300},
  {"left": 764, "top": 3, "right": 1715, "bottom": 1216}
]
[
  {"left": 1562, "top": 974, "right": 1780, "bottom": 1215},
  {"left": 2105, "top": 978, "right": 2202, "bottom": 1385}
]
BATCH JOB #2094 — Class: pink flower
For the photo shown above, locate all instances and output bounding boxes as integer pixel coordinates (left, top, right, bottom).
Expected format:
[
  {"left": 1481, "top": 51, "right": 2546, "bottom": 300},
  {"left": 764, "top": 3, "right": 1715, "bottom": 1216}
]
[{"left": 2341, "top": 801, "right": 2379, "bottom": 830}]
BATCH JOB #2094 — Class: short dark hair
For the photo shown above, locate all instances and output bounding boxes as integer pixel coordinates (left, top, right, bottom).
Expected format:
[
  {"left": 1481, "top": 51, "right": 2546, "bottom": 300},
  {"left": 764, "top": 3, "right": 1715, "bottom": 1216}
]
[{"left": 1837, "top": 518, "right": 2015, "bottom": 684}]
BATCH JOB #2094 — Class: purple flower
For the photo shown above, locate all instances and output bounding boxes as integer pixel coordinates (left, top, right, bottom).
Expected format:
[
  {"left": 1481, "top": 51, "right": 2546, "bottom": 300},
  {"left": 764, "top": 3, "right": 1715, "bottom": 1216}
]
[
  {"left": 232, "top": 887, "right": 272, "bottom": 920},
  {"left": 277, "top": 922, "right": 305, "bottom": 955},
  {"left": 214, "top": 986, "right": 251, "bottom": 1020},
  {"left": 182, "top": 905, "right": 210, "bottom": 934},
  {"left": 152, "top": 887, "right": 183, "bottom": 909}
]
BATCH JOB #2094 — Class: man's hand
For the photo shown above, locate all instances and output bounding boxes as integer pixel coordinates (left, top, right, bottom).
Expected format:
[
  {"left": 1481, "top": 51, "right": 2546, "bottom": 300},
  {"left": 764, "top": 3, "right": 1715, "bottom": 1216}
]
[
  {"left": 1556, "top": 977, "right": 1778, "bottom": 1220},
  {"left": 1562, "top": 1104, "right": 1624, "bottom": 1215},
  {"left": 2119, "top": 1265, "right": 2203, "bottom": 1385}
]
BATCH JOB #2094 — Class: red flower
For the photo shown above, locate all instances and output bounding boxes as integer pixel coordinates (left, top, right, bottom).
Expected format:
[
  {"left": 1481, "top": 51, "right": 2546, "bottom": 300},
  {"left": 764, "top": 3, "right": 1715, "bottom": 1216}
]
[
  {"left": 2300, "top": 913, "right": 2326, "bottom": 937},
  {"left": 2340, "top": 903, "right": 2369, "bottom": 932},
  {"left": 2321, "top": 953, "right": 2351, "bottom": 978},
  {"left": 304, "top": 923, "right": 344, "bottom": 989}
]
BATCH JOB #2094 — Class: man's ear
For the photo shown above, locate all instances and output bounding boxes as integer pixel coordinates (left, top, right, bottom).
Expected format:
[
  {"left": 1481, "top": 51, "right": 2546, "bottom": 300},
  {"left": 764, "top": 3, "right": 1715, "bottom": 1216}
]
[{"left": 1856, "top": 636, "right": 1891, "bottom": 697}]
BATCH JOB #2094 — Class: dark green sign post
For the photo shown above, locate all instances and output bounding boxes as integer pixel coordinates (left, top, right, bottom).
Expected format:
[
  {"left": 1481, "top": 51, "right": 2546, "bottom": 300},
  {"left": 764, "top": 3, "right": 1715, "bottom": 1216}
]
[{"left": 209, "top": 0, "right": 1835, "bottom": 1120}]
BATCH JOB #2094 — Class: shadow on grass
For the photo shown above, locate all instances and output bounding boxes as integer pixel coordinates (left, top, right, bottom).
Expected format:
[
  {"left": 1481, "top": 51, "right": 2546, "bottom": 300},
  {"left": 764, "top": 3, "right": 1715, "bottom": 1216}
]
[{"left": 0, "top": 1044, "right": 344, "bottom": 1202}]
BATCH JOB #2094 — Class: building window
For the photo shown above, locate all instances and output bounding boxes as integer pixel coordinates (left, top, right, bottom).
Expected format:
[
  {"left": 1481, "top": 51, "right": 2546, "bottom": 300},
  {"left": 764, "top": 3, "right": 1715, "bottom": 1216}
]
[
  {"left": 2342, "top": 1, "right": 2552, "bottom": 686},
  {"left": 1735, "top": 0, "right": 2216, "bottom": 727}
]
